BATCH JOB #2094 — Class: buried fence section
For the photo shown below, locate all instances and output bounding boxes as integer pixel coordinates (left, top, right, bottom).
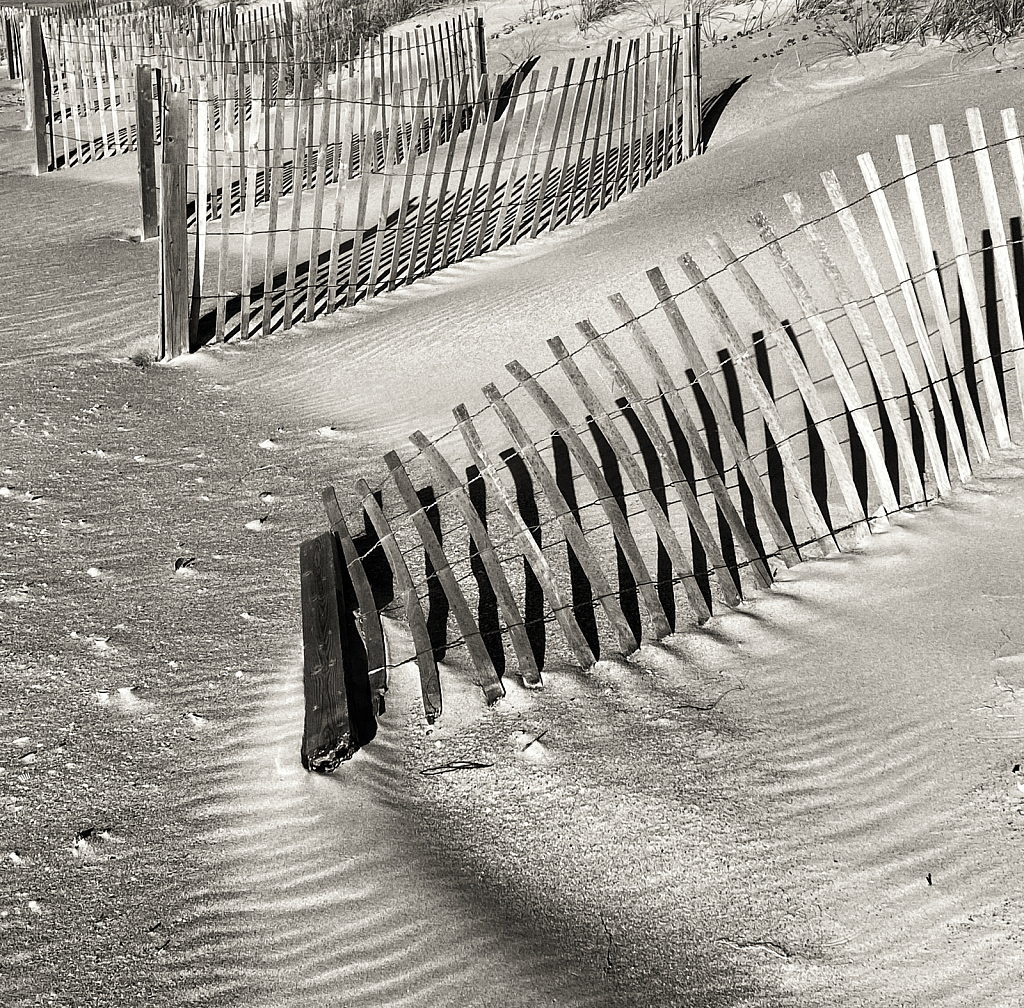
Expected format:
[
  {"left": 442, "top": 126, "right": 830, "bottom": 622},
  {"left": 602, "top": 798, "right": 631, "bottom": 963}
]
[
  {"left": 300, "top": 106, "right": 1024, "bottom": 766},
  {"left": 172, "top": 20, "right": 702, "bottom": 350}
]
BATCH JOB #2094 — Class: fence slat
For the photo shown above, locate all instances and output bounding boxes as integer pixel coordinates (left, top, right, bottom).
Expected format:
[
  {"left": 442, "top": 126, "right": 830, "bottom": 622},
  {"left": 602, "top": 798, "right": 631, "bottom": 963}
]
[
  {"left": 893, "top": 136, "right": 990, "bottom": 463},
  {"left": 577, "top": 317, "right": 746, "bottom": 602},
  {"left": 752, "top": 213, "right": 901, "bottom": 516},
  {"left": 821, "top": 170, "right": 952, "bottom": 497},
  {"left": 408, "top": 430, "right": 542, "bottom": 685},
  {"left": 927, "top": 124, "right": 1011, "bottom": 450},
  {"left": 783, "top": 191, "right": 927, "bottom": 506},
  {"left": 385, "top": 451, "right": 505, "bottom": 704},
  {"left": 322, "top": 486, "right": 388, "bottom": 713},
  {"left": 356, "top": 478, "right": 442, "bottom": 723},
  {"left": 676, "top": 255, "right": 839, "bottom": 551},
  {"left": 646, "top": 266, "right": 804, "bottom": 565},
  {"left": 857, "top": 152, "right": 973, "bottom": 482},
  {"left": 484, "top": 382, "right": 640, "bottom": 655},
  {"left": 608, "top": 293, "right": 775, "bottom": 587},
  {"left": 506, "top": 359, "right": 674, "bottom": 639},
  {"left": 707, "top": 233, "right": 870, "bottom": 534},
  {"left": 454, "top": 404, "right": 598, "bottom": 668},
  {"left": 548, "top": 334, "right": 714, "bottom": 622},
  {"left": 965, "top": 108, "right": 1024, "bottom": 430}
]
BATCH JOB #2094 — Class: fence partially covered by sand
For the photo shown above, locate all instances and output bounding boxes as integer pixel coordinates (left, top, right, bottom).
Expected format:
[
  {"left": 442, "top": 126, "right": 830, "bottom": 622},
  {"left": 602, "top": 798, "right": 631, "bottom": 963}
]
[{"left": 300, "top": 105, "right": 1024, "bottom": 771}]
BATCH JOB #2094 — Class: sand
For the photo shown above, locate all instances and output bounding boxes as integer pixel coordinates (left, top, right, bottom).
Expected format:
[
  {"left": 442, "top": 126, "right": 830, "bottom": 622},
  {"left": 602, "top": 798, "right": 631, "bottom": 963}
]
[{"left": 3, "top": 3, "right": 1024, "bottom": 1006}]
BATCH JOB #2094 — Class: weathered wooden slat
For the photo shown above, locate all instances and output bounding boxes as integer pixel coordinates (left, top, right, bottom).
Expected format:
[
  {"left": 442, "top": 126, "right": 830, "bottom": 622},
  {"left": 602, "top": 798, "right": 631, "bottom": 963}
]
[
  {"left": 409, "top": 430, "right": 542, "bottom": 685},
  {"left": 646, "top": 266, "right": 803, "bottom": 565},
  {"left": 326, "top": 72, "right": 357, "bottom": 313},
  {"left": 547, "top": 334, "right": 713, "bottom": 622},
  {"left": 302, "top": 77, "right": 333, "bottom": 321},
  {"left": 322, "top": 486, "right": 388, "bottom": 713},
  {"left": 135, "top": 64, "right": 158, "bottom": 239},
  {"left": 386, "top": 77, "right": 430, "bottom": 291},
  {"left": 608, "top": 293, "right": 774, "bottom": 589},
  {"left": 707, "top": 232, "right": 869, "bottom": 533},
  {"left": 385, "top": 451, "right": 505, "bottom": 703},
  {"left": 927, "top": 124, "right": 1011, "bottom": 449},
  {"left": 821, "top": 170, "right": 952, "bottom": 497},
  {"left": 356, "top": 478, "right": 442, "bottom": 722},
  {"left": 454, "top": 404, "right": 597, "bottom": 668},
  {"left": 577, "top": 317, "right": 745, "bottom": 603},
  {"left": 857, "top": 152, "right": 974, "bottom": 481},
  {"left": 752, "top": 212, "right": 901, "bottom": 516},
  {"left": 530, "top": 59, "right": 577, "bottom": 239},
  {"left": 965, "top": 108, "right": 1024, "bottom": 429},
  {"left": 344, "top": 75, "right": 384, "bottom": 305},
  {"left": 366, "top": 79, "right": 405, "bottom": 296},
  {"left": 299, "top": 531, "right": 355, "bottom": 771},
  {"left": 261, "top": 76, "right": 287, "bottom": 337},
  {"left": 783, "top": 190, "right": 926, "bottom": 506},
  {"left": 484, "top": 382, "right": 640, "bottom": 655},
  {"left": 893, "top": 136, "right": 990, "bottom": 462},
  {"left": 506, "top": 359, "right": 673, "bottom": 639},
  {"left": 675, "top": 254, "right": 839, "bottom": 551}
]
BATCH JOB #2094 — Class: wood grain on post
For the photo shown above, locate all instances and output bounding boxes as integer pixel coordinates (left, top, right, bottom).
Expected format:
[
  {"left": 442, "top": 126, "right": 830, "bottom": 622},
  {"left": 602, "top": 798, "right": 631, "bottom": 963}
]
[
  {"left": 384, "top": 452, "right": 505, "bottom": 704},
  {"left": 483, "top": 382, "right": 640, "bottom": 655},
  {"left": 322, "top": 487, "right": 388, "bottom": 714},
  {"left": 548, "top": 334, "right": 714, "bottom": 621},
  {"left": 24, "top": 16, "right": 49, "bottom": 174},
  {"left": 409, "top": 430, "right": 542, "bottom": 685},
  {"left": 783, "top": 190, "right": 926, "bottom": 506},
  {"left": 357, "top": 478, "right": 443, "bottom": 722},
  {"left": 299, "top": 532, "right": 355, "bottom": 772},
  {"left": 160, "top": 87, "right": 189, "bottom": 359},
  {"left": 506, "top": 359, "right": 673, "bottom": 639},
  {"left": 454, "top": 404, "right": 597, "bottom": 668},
  {"left": 576, "top": 318, "right": 744, "bottom": 604},
  {"left": 135, "top": 64, "right": 159, "bottom": 239}
]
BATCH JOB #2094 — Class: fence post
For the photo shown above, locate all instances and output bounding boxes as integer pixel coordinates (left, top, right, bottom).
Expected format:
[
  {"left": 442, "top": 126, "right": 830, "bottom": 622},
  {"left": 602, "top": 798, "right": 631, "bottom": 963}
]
[
  {"left": 136, "top": 65, "right": 159, "bottom": 240},
  {"left": 300, "top": 532, "right": 362, "bottom": 773},
  {"left": 22, "top": 16, "right": 49, "bottom": 174},
  {"left": 159, "top": 87, "right": 189, "bottom": 359}
]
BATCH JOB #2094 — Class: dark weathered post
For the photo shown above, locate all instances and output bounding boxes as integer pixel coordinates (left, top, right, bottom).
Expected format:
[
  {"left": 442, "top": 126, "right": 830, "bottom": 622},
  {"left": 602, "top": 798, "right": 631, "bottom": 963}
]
[
  {"left": 136, "top": 65, "right": 159, "bottom": 240},
  {"left": 159, "top": 87, "right": 189, "bottom": 358},
  {"left": 22, "top": 16, "right": 48, "bottom": 174},
  {"left": 300, "top": 532, "right": 365, "bottom": 773}
]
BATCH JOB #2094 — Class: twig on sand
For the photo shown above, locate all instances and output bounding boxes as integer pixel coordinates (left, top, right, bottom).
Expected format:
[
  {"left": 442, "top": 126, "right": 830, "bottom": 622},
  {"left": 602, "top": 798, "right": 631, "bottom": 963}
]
[
  {"left": 664, "top": 683, "right": 746, "bottom": 712},
  {"left": 419, "top": 759, "right": 494, "bottom": 776}
]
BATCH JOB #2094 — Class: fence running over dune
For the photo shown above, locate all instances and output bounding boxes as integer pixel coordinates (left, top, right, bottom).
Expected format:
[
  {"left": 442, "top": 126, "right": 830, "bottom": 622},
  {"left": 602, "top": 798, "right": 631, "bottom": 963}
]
[
  {"left": 301, "top": 105, "right": 1024, "bottom": 771},
  {"left": 170, "top": 21, "right": 701, "bottom": 353},
  {"left": 2, "top": 2, "right": 486, "bottom": 172}
]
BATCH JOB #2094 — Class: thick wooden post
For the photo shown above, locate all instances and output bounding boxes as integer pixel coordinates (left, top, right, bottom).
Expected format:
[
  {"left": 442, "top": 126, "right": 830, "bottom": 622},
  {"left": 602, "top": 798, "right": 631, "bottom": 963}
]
[
  {"left": 300, "top": 532, "right": 359, "bottom": 772},
  {"left": 23, "top": 16, "right": 48, "bottom": 174},
  {"left": 136, "top": 65, "right": 159, "bottom": 240},
  {"left": 474, "top": 8, "right": 486, "bottom": 77},
  {"left": 159, "top": 87, "right": 189, "bottom": 359}
]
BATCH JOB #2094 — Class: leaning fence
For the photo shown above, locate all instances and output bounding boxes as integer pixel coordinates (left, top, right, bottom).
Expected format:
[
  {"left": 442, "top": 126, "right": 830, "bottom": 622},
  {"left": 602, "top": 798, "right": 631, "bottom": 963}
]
[
  {"left": 299, "top": 104, "right": 1024, "bottom": 771},
  {"left": 169, "top": 20, "right": 702, "bottom": 354}
]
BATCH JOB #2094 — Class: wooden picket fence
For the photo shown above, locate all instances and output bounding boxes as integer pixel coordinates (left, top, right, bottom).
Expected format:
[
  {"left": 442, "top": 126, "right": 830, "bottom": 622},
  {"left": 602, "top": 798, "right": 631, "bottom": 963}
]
[
  {"left": 300, "top": 105, "right": 1024, "bottom": 770},
  {"left": 161, "top": 19, "right": 701, "bottom": 356},
  {"left": 4, "top": 2, "right": 485, "bottom": 173}
]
